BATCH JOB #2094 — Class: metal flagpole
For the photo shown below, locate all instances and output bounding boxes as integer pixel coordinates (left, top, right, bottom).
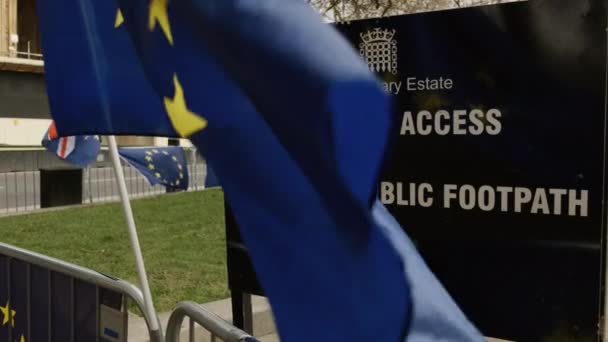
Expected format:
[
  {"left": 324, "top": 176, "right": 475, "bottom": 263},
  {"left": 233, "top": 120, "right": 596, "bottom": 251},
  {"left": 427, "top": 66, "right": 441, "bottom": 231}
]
[{"left": 107, "top": 136, "right": 160, "bottom": 334}]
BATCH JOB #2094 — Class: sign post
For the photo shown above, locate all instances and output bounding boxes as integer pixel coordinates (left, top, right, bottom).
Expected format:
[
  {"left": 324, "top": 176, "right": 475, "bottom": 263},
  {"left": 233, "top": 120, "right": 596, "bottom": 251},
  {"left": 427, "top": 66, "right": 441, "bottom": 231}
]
[{"left": 336, "top": 0, "right": 607, "bottom": 340}]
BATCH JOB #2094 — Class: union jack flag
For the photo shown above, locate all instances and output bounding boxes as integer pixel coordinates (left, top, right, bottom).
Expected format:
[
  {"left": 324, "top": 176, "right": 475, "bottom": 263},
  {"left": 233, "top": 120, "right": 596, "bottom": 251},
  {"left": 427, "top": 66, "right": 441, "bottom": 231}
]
[{"left": 41, "top": 121, "right": 101, "bottom": 167}]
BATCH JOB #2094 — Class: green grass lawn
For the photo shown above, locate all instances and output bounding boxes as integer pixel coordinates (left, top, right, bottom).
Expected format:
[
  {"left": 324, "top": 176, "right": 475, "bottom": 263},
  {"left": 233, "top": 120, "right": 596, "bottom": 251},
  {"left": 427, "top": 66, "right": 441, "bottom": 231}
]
[{"left": 0, "top": 189, "right": 229, "bottom": 312}]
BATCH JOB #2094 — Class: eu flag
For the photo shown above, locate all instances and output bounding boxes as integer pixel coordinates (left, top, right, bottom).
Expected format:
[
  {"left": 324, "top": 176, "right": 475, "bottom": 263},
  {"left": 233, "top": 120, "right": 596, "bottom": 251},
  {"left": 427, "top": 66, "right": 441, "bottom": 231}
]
[
  {"left": 119, "top": 146, "right": 188, "bottom": 190},
  {"left": 37, "top": 1, "right": 176, "bottom": 137},
  {"left": 204, "top": 165, "right": 220, "bottom": 189},
  {"left": 41, "top": 121, "right": 101, "bottom": 168},
  {"left": 38, "top": 0, "right": 483, "bottom": 341}
]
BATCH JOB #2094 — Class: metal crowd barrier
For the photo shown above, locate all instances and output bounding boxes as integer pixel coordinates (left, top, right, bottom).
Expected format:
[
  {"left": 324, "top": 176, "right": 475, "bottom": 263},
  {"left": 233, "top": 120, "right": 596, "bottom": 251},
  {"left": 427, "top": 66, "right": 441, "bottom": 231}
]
[
  {"left": 166, "top": 301, "right": 258, "bottom": 342},
  {"left": 0, "top": 242, "right": 163, "bottom": 342}
]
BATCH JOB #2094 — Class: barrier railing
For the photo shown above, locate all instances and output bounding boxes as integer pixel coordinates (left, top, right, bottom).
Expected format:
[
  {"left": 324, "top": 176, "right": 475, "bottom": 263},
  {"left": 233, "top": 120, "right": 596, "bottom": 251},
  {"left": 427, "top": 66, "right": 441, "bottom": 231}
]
[
  {"left": 0, "top": 148, "right": 208, "bottom": 215},
  {"left": 166, "top": 301, "right": 258, "bottom": 342},
  {"left": 0, "top": 242, "right": 163, "bottom": 342}
]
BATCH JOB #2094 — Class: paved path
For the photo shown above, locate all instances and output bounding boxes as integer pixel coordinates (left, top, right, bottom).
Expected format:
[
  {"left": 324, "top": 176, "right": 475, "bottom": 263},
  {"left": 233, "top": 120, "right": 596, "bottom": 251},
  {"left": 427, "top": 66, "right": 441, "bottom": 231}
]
[{"left": 128, "top": 296, "right": 514, "bottom": 342}]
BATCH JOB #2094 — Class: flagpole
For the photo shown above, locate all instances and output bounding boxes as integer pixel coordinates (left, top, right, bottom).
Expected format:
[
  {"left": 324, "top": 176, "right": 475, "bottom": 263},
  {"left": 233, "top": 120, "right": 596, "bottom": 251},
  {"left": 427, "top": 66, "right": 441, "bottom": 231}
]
[{"left": 107, "top": 136, "right": 160, "bottom": 333}]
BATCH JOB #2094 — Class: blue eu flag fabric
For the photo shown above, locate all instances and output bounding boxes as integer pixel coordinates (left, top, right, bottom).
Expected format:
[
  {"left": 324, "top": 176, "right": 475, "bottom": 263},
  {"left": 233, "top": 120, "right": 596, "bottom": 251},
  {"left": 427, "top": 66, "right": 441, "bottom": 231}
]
[
  {"left": 204, "top": 165, "right": 220, "bottom": 189},
  {"left": 119, "top": 147, "right": 188, "bottom": 190},
  {"left": 38, "top": 0, "right": 483, "bottom": 341},
  {"left": 37, "top": 0, "right": 177, "bottom": 137},
  {"left": 41, "top": 121, "right": 101, "bottom": 168}
]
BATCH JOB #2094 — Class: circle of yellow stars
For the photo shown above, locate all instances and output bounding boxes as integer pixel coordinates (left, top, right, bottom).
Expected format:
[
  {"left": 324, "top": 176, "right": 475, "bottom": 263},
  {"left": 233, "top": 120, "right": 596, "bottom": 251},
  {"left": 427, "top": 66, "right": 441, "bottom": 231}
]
[
  {"left": 145, "top": 149, "right": 184, "bottom": 187},
  {"left": 0, "top": 301, "right": 26, "bottom": 342},
  {"left": 115, "top": 2, "right": 207, "bottom": 138}
]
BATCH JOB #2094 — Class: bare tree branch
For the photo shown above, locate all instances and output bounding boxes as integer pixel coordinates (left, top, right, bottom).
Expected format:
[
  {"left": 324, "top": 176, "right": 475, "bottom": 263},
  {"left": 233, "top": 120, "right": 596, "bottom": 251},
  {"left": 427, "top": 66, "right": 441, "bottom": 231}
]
[{"left": 308, "top": 0, "right": 519, "bottom": 21}]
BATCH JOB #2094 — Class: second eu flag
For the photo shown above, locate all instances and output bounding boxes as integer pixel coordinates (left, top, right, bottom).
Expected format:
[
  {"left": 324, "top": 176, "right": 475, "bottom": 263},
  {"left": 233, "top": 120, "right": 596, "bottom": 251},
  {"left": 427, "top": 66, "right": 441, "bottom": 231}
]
[{"left": 119, "top": 147, "right": 188, "bottom": 190}]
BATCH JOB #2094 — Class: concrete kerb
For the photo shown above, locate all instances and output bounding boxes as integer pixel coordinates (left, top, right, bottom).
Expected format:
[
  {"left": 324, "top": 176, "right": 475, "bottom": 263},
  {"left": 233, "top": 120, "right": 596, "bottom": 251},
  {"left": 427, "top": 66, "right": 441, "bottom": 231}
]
[{"left": 128, "top": 296, "right": 276, "bottom": 342}]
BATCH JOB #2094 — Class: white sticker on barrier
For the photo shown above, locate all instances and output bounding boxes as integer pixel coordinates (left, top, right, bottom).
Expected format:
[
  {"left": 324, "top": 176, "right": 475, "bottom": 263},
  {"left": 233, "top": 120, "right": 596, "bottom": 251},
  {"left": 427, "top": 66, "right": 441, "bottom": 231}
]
[{"left": 100, "top": 304, "right": 125, "bottom": 342}]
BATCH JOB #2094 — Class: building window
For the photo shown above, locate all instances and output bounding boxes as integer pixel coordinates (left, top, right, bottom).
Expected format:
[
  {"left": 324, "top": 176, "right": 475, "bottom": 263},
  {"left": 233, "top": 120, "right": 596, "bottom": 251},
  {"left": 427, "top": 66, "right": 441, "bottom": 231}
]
[{"left": 16, "top": 0, "right": 41, "bottom": 59}]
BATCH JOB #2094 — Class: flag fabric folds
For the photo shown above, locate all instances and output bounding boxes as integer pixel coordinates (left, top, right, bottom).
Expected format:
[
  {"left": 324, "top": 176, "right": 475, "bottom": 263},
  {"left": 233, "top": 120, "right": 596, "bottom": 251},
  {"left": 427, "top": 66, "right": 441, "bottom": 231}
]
[
  {"left": 163, "top": 1, "right": 393, "bottom": 208},
  {"left": 41, "top": 121, "right": 101, "bottom": 167},
  {"left": 119, "top": 146, "right": 189, "bottom": 190},
  {"left": 37, "top": 0, "right": 483, "bottom": 341},
  {"left": 37, "top": 1, "right": 177, "bottom": 137}
]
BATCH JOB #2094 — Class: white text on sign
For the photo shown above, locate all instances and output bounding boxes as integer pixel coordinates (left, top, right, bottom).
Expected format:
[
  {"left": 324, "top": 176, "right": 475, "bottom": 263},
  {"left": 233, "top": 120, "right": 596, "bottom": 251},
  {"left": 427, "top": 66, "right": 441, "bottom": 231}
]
[
  {"left": 380, "top": 182, "right": 589, "bottom": 217},
  {"left": 400, "top": 109, "right": 503, "bottom": 136}
]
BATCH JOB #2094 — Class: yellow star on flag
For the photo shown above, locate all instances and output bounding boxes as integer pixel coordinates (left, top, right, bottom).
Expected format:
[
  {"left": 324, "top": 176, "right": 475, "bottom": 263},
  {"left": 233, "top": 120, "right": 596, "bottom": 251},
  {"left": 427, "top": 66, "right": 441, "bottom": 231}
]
[
  {"left": 155, "top": 172, "right": 161, "bottom": 179},
  {"left": 164, "top": 74, "right": 208, "bottom": 137},
  {"left": 172, "top": 156, "right": 178, "bottom": 161},
  {"left": 162, "top": 151, "right": 169, "bottom": 155},
  {"left": 176, "top": 180, "right": 180, "bottom": 186},
  {"left": 145, "top": 156, "right": 152, "bottom": 162},
  {"left": 177, "top": 164, "right": 182, "bottom": 170},
  {"left": 148, "top": 164, "right": 155, "bottom": 170},
  {"left": 148, "top": 0, "right": 174, "bottom": 45},
  {"left": 0, "top": 301, "right": 15, "bottom": 327},
  {"left": 146, "top": 151, "right": 152, "bottom": 155},
  {"left": 179, "top": 173, "right": 184, "bottom": 179},
  {"left": 115, "top": 9, "right": 124, "bottom": 28}
]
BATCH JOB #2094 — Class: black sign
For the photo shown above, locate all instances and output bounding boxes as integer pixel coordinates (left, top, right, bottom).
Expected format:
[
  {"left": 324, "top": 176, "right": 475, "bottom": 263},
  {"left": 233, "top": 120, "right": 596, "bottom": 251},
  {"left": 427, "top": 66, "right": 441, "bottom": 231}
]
[{"left": 336, "top": 0, "right": 607, "bottom": 340}]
